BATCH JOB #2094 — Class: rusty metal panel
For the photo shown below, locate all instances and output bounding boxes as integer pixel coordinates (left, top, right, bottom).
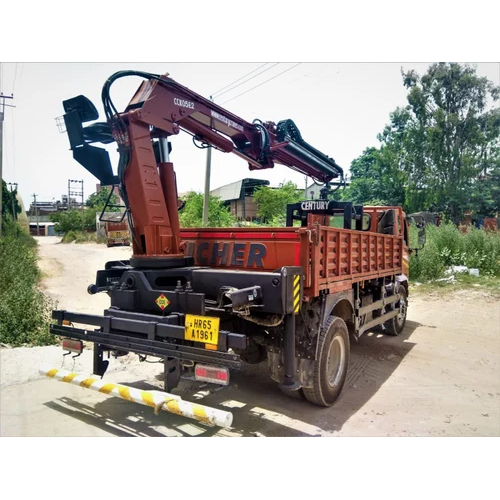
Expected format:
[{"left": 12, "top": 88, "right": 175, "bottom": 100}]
[{"left": 311, "top": 225, "right": 404, "bottom": 294}]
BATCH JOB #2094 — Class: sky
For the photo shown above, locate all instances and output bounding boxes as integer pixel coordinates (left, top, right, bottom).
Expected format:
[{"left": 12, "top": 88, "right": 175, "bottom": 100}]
[{"left": 1, "top": 62, "right": 499, "bottom": 209}]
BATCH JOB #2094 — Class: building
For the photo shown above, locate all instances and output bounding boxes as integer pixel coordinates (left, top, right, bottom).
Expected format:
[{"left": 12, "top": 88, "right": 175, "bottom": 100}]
[
  {"left": 28, "top": 222, "right": 58, "bottom": 236},
  {"left": 210, "top": 178, "right": 269, "bottom": 221},
  {"left": 304, "top": 179, "right": 350, "bottom": 199},
  {"left": 304, "top": 182, "right": 323, "bottom": 200}
]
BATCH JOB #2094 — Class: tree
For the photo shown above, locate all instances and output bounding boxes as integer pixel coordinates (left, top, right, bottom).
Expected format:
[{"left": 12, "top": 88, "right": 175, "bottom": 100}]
[
  {"left": 49, "top": 209, "right": 83, "bottom": 233},
  {"left": 469, "top": 164, "right": 500, "bottom": 218},
  {"left": 253, "top": 181, "right": 303, "bottom": 224},
  {"left": 179, "top": 192, "right": 236, "bottom": 228},
  {"left": 398, "top": 63, "right": 500, "bottom": 220},
  {"left": 347, "top": 64, "right": 500, "bottom": 219},
  {"left": 1, "top": 180, "right": 21, "bottom": 222},
  {"left": 86, "top": 187, "right": 120, "bottom": 211}
]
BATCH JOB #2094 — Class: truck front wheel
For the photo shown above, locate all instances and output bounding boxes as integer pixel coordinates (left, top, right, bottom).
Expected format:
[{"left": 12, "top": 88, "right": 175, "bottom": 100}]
[
  {"left": 303, "top": 316, "right": 350, "bottom": 407},
  {"left": 384, "top": 287, "right": 408, "bottom": 336}
]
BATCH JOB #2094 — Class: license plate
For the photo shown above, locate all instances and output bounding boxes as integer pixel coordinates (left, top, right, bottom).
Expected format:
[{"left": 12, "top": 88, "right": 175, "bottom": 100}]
[
  {"left": 184, "top": 314, "right": 220, "bottom": 346},
  {"left": 109, "top": 231, "right": 122, "bottom": 238}
]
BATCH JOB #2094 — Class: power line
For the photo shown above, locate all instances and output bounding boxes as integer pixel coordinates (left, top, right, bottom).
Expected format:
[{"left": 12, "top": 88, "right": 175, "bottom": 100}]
[
  {"left": 12, "top": 63, "right": 19, "bottom": 94},
  {"left": 212, "top": 63, "right": 280, "bottom": 99},
  {"left": 211, "top": 63, "right": 270, "bottom": 98},
  {"left": 221, "top": 63, "right": 302, "bottom": 105}
]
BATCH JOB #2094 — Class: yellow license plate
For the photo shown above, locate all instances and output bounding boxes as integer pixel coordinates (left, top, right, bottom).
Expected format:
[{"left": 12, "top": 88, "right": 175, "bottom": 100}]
[
  {"left": 109, "top": 231, "right": 122, "bottom": 238},
  {"left": 184, "top": 314, "right": 220, "bottom": 345}
]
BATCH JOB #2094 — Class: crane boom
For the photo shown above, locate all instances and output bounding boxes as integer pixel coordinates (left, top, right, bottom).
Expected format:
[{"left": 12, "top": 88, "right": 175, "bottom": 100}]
[{"left": 61, "top": 70, "right": 343, "bottom": 263}]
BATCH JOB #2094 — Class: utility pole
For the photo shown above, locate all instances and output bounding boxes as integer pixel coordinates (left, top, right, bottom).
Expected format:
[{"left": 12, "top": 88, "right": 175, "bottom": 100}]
[
  {"left": 68, "top": 179, "right": 84, "bottom": 210},
  {"left": 33, "top": 193, "right": 39, "bottom": 236},
  {"left": 7, "top": 182, "right": 18, "bottom": 220},
  {"left": 0, "top": 92, "right": 15, "bottom": 237},
  {"left": 202, "top": 96, "right": 214, "bottom": 226}
]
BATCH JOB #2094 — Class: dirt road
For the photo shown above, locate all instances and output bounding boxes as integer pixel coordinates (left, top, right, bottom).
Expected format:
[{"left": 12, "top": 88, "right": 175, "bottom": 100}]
[{"left": 1, "top": 237, "right": 499, "bottom": 436}]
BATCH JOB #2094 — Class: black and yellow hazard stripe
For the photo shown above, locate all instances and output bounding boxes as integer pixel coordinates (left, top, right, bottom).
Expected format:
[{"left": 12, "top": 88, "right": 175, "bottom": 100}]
[{"left": 293, "top": 275, "right": 301, "bottom": 313}]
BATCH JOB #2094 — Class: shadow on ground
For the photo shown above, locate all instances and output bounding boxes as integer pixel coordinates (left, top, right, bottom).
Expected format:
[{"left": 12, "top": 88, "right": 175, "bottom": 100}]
[{"left": 44, "top": 320, "right": 422, "bottom": 437}]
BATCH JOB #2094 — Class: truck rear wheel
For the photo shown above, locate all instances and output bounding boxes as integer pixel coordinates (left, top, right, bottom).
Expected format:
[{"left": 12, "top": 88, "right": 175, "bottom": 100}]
[
  {"left": 384, "top": 287, "right": 407, "bottom": 336},
  {"left": 303, "top": 316, "right": 350, "bottom": 407},
  {"left": 279, "top": 385, "right": 305, "bottom": 400}
]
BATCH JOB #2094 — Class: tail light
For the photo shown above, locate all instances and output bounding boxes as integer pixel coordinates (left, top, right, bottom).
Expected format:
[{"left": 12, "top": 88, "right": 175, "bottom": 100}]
[
  {"left": 62, "top": 339, "right": 83, "bottom": 354},
  {"left": 194, "top": 364, "right": 230, "bottom": 386}
]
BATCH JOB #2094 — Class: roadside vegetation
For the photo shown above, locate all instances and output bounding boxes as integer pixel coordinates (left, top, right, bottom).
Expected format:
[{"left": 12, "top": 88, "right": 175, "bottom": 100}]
[
  {"left": 179, "top": 191, "right": 236, "bottom": 227},
  {"left": 0, "top": 219, "right": 56, "bottom": 346},
  {"left": 49, "top": 186, "right": 119, "bottom": 243},
  {"left": 408, "top": 222, "right": 500, "bottom": 296},
  {"left": 409, "top": 222, "right": 500, "bottom": 281},
  {"left": 410, "top": 273, "right": 500, "bottom": 296},
  {"left": 61, "top": 231, "right": 108, "bottom": 244}
]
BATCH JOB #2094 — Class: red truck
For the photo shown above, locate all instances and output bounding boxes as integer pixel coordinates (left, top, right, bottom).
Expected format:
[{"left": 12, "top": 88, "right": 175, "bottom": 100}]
[{"left": 48, "top": 70, "right": 424, "bottom": 416}]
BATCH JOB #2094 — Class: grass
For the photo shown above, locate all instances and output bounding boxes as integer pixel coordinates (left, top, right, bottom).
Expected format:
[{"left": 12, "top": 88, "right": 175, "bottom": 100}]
[
  {"left": 410, "top": 273, "right": 500, "bottom": 297},
  {"left": 410, "top": 222, "right": 500, "bottom": 281},
  {"left": 62, "top": 230, "right": 107, "bottom": 244},
  {"left": 0, "top": 222, "right": 57, "bottom": 346}
]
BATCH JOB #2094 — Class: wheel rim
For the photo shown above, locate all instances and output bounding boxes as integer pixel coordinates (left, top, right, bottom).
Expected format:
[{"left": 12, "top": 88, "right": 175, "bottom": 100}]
[
  {"left": 396, "top": 297, "right": 407, "bottom": 326},
  {"left": 326, "top": 335, "right": 346, "bottom": 388}
]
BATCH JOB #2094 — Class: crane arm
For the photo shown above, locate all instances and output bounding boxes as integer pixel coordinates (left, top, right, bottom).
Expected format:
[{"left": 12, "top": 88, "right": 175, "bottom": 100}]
[{"left": 61, "top": 70, "right": 343, "bottom": 261}]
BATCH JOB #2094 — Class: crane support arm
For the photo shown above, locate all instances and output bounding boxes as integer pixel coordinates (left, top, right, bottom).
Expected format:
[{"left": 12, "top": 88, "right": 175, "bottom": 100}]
[{"left": 61, "top": 70, "right": 343, "bottom": 260}]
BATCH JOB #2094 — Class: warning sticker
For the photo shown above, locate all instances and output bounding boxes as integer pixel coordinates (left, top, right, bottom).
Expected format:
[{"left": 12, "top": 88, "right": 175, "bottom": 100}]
[{"left": 155, "top": 294, "right": 170, "bottom": 310}]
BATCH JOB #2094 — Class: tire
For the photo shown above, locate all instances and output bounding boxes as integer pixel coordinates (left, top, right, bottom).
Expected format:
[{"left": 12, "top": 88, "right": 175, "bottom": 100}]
[
  {"left": 279, "top": 385, "right": 305, "bottom": 400},
  {"left": 384, "top": 286, "right": 408, "bottom": 336},
  {"left": 303, "top": 316, "right": 350, "bottom": 407}
]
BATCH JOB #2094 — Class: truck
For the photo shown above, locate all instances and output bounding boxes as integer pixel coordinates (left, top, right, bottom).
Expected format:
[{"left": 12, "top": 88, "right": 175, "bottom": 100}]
[
  {"left": 47, "top": 70, "right": 424, "bottom": 420},
  {"left": 104, "top": 219, "right": 131, "bottom": 247}
]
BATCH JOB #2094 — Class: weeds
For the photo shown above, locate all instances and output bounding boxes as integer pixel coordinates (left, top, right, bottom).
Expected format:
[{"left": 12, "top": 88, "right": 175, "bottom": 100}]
[
  {"left": 0, "top": 224, "right": 56, "bottom": 346},
  {"left": 410, "top": 222, "right": 500, "bottom": 281},
  {"left": 62, "top": 231, "right": 107, "bottom": 244}
]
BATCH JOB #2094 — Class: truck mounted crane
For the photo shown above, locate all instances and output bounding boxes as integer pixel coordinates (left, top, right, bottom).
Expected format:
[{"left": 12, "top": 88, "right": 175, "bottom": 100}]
[{"left": 47, "top": 70, "right": 417, "bottom": 418}]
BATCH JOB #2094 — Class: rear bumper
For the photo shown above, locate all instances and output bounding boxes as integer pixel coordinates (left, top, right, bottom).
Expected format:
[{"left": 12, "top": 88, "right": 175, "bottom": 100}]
[{"left": 50, "top": 309, "right": 244, "bottom": 369}]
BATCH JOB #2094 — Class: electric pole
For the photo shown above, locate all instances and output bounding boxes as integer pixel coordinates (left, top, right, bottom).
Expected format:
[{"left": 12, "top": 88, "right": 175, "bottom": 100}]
[
  {"left": 202, "top": 96, "right": 214, "bottom": 226},
  {"left": 0, "top": 92, "right": 15, "bottom": 237},
  {"left": 7, "top": 182, "right": 18, "bottom": 220},
  {"left": 33, "top": 193, "right": 39, "bottom": 236}
]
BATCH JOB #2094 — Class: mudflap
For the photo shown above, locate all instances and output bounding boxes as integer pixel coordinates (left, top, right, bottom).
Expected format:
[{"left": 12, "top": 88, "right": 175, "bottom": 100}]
[
  {"left": 164, "top": 357, "right": 181, "bottom": 392},
  {"left": 267, "top": 351, "right": 316, "bottom": 388},
  {"left": 266, "top": 297, "right": 323, "bottom": 389},
  {"left": 93, "top": 343, "right": 109, "bottom": 377}
]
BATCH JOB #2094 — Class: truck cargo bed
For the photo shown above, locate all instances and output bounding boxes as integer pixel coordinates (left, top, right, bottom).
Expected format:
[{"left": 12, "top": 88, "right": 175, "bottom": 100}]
[{"left": 181, "top": 209, "right": 403, "bottom": 297}]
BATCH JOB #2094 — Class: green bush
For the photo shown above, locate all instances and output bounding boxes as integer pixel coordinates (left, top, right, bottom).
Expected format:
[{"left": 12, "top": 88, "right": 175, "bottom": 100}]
[
  {"left": 0, "top": 224, "right": 56, "bottom": 346},
  {"left": 75, "top": 232, "right": 90, "bottom": 243},
  {"left": 432, "top": 222, "right": 464, "bottom": 267},
  {"left": 179, "top": 192, "right": 236, "bottom": 228},
  {"left": 409, "top": 223, "right": 500, "bottom": 281},
  {"left": 63, "top": 230, "right": 77, "bottom": 243},
  {"left": 409, "top": 229, "right": 444, "bottom": 281},
  {"left": 463, "top": 227, "right": 500, "bottom": 275},
  {"left": 50, "top": 209, "right": 83, "bottom": 233}
]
